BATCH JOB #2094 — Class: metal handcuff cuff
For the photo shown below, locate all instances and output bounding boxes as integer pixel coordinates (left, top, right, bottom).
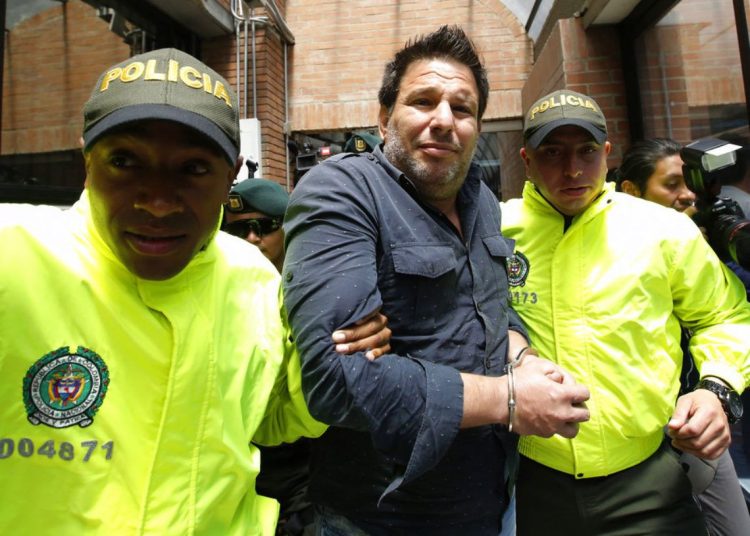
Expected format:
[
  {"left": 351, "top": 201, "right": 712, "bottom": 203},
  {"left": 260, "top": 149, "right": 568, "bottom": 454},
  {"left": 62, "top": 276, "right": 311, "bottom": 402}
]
[{"left": 505, "top": 346, "right": 537, "bottom": 432}]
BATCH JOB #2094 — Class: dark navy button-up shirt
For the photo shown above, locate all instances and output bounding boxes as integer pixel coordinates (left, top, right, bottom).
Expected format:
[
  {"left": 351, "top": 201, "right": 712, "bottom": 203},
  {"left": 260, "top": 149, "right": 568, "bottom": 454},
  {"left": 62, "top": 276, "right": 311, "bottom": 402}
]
[{"left": 283, "top": 146, "right": 524, "bottom": 532}]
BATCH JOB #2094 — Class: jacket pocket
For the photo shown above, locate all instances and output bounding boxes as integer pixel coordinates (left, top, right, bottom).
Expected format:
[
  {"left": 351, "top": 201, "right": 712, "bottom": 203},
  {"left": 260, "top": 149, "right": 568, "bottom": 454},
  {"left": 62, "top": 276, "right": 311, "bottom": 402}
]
[{"left": 383, "top": 244, "right": 458, "bottom": 335}]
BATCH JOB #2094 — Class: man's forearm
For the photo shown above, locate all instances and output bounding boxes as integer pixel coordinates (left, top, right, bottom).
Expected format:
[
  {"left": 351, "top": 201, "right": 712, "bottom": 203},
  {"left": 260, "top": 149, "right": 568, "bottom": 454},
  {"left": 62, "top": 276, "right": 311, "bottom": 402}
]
[
  {"left": 460, "top": 354, "right": 591, "bottom": 438},
  {"left": 460, "top": 373, "right": 507, "bottom": 428}
]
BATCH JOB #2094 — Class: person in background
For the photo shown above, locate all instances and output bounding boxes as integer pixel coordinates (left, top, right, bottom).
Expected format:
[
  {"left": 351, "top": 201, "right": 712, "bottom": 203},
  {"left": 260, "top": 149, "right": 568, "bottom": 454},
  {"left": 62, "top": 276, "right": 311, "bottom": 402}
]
[
  {"left": 615, "top": 136, "right": 750, "bottom": 296},
  {"left": 224, "top": 179, "right": 288, "bottom": 273},
  {"left": 616, "top": 137, "right": 750, "bottom": 536},
  {"left": 713, "top": 136, "right": 750, "bottom": 297},
  {"left": 503, "top": 89, "right": 750, "bottom": 535},
  {"left": 283, "top": 26, "right": 590, "bottom": 535},
  {"left": 616, "top": 138, "right": 697, "bottom": 215}
]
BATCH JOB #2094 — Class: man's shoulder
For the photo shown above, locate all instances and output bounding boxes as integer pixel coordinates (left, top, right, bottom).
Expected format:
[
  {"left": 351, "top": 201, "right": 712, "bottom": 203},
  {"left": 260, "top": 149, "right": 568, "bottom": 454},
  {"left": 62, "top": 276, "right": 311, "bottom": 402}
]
[
  {"left": 499, "top": 196, "right": 523, "bottom": 212},
  {"left": 498, "top": 197, "right": 528, "bottom": 228},
  {"left": 611, "top": 192, "right": 688, "bottom": 221},
  {"left": 0, "top": 202, "right": 67, "bottom": 228},
  {"left": 308, "top": 152, "right": 380, "bottom": 179},
  {"left": 721, "top": 184, "right": 750, "bottom": 199},
  {"left": 213, "top": 231, "right": 281, "bottom": 283},
  {"left": 606, "top": 193, "right": 704, "bottom": 244},
  {"left": 720, "top": 185, "right": 750, "bottom": 215},
  {"left": 0, "top": 203, "right": 72, "bottom": 249}
]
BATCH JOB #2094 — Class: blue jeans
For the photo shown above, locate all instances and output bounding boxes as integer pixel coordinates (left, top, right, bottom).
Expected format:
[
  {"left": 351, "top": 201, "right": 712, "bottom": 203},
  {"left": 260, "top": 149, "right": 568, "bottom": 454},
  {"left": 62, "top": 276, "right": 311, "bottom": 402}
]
[{"left": 499, "top": 491, "right": 516, "bottom": 536}]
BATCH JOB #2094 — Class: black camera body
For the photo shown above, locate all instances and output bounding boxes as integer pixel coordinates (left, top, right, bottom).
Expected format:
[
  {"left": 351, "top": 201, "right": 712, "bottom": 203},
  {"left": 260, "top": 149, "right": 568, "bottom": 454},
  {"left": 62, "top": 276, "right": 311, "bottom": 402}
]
[{"left": 681, "top": 138, "right": 750, "bottom": 269}]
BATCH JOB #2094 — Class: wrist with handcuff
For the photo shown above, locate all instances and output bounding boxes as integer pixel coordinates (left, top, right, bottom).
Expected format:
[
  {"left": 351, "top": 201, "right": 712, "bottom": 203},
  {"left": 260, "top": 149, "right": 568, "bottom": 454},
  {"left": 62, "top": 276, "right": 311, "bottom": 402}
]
[{"left": 505, "top": 346, "right": 538, "bottom": 432}]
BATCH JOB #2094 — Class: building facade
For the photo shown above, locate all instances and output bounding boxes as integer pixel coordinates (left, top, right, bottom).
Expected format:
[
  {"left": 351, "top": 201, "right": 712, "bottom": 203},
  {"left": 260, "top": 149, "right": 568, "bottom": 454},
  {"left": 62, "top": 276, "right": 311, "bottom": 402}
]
[{"left": 1, "top": 0, "right": 749, "bottom": 203}]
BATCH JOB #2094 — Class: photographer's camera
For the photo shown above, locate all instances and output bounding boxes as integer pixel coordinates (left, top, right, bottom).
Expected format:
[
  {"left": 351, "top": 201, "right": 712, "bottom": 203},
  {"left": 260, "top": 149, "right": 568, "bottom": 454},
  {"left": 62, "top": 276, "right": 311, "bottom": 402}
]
[{"left": 681, "top": 138, "right": 750, "bottom": 269}]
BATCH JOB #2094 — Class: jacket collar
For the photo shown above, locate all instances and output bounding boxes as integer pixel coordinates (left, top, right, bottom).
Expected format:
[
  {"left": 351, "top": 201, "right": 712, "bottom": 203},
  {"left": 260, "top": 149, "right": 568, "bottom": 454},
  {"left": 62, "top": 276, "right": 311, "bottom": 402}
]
[{"left": 72, "top": 189, "right": 219, "bottom": 288}]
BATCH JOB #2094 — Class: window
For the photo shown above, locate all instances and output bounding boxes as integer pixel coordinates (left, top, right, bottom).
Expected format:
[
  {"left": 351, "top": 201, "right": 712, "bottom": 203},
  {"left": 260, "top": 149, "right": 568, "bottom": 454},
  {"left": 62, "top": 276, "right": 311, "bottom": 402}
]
[{"left": 628, "top": 0, "right": 749, "bottom": 144}]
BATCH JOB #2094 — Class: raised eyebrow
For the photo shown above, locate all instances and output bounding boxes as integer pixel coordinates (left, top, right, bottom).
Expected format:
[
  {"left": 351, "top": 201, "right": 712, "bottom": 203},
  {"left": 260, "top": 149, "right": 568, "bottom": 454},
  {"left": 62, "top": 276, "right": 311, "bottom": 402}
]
[
  {"left": 402, "top": 83, "right": 437, "bottom": 97},
  {"left": 450, "top": 90, "right": 478, "bottom": 107}
]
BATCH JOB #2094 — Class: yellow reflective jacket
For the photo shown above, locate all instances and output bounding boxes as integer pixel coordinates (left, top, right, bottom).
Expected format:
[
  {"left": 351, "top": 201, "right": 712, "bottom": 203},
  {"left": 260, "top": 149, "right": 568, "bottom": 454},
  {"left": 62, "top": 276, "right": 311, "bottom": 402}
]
[
  {"left": 0, "top": 192, "right": 326, "bottom": 535},
  {"left": 501, "top": 181, "right": 750, "bottom": 478}
]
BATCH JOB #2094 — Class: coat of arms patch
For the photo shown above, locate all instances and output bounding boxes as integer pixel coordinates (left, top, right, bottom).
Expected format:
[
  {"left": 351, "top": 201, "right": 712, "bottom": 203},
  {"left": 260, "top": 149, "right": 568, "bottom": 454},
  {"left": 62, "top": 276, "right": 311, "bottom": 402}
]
[{"left": 23, "top": 346, "right": 110, "bottom": 428}]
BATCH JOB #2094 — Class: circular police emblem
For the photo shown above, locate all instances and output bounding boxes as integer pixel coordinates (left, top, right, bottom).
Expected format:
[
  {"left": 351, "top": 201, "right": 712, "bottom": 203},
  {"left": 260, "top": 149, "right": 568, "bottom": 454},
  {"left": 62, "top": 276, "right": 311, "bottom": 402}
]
[
  {"left": 506, "top": 251, "right": 530, "bottom": 287},
  {"left": 23, "top": 346, "right": 110, "bottom": 429}
]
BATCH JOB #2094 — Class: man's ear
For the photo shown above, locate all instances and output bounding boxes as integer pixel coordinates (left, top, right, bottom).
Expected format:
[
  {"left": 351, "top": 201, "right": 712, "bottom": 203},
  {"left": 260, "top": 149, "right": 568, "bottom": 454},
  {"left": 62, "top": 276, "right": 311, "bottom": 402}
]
[
  {"left": 519, "top": 146, "right": 528, "bottom": 163},
  {"left": 620, "top": 179, "right": 641, "bottom": 197},
  {"left": 519, "top": 147, "right": 532, "bottom": 181},
  {"left": 378, "top": 105, "right": 389, "bottom": 140}
]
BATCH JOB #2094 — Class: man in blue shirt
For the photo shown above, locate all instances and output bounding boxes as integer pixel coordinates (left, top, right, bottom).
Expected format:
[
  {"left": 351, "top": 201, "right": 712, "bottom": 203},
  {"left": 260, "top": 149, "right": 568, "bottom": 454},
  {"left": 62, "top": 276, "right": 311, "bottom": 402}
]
[{"left": 283, "top": 25, "right": 591, "bottom": 535}]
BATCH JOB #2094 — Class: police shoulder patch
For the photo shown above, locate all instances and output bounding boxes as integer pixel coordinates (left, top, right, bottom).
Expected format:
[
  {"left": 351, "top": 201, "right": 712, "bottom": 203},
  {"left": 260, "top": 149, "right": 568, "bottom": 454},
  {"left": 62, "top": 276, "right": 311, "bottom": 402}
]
[
  {"left": 23, "top": 346, "right": 110, "bottom": 429},
  {"left": 506, "top": 250, "right": 530, "bottom": 287}
]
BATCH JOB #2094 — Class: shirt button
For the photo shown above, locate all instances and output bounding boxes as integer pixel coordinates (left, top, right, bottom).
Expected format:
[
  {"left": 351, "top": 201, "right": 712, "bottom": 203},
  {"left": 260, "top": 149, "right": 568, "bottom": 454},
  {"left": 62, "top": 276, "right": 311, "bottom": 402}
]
[{"left": 285, "top": 271, "right": 294, "bottom": 282}]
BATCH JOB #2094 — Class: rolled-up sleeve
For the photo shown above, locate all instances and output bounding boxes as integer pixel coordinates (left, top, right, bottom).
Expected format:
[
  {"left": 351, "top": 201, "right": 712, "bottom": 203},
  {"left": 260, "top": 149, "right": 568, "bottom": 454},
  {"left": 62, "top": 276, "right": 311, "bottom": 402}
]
[{"left": 282, "top": 160, "right": 463, "bottom": 484}]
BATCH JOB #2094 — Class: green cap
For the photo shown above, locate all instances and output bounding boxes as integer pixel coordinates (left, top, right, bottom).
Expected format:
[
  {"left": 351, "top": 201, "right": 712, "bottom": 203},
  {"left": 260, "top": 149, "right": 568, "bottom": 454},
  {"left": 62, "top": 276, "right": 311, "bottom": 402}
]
[
  {"left": 523, "top": 89, "right": 607, "bottom": 149},
  {"left": 82, "top": 48, "right": 240, "bottom": 164},
  {"left": 226, "top": 178, "right": 289, "bottom": 217},
  {"left": 344, "top": 131, "right": 382, "bottom": 153}
]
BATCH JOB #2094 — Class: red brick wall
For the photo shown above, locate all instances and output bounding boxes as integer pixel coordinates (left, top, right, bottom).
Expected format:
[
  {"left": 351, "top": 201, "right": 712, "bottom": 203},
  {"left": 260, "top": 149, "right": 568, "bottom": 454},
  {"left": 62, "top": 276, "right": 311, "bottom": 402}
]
[
  {"left": 205, "top": 12, "right": 290, "bottom": 185},
  {"left": 2, "top": 1, "right": 129, "bottom": 155},
  {"left": 285, "top": 0, "right": 533, "bottom": 132},
  {"left": 635, "top": 24, "right": 691, "bottom": 143},
  {"left": 636, "top": 0, "right": 743, "bottom": 143},
  {"left": 2, "top": 0, "right": 290, "bottom": 185},
  {"left": 518, "top": 17, "right": 629, "bottom": 195},
  {"left": 561, "top": 20, "right": 629, "bottom": 164}
]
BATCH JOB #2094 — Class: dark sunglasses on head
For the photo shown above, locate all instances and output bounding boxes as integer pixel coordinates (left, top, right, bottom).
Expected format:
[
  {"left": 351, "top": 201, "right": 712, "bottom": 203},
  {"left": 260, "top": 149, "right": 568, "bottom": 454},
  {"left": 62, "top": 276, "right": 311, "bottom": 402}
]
[{"left": 223, "top": 217, "right": 281, "bottom": 238}]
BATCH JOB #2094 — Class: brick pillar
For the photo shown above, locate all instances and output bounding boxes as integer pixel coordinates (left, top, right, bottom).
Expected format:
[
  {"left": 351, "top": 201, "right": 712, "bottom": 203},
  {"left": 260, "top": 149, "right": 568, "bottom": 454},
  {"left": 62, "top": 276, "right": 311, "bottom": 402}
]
[{"left": 204, "top": 12, "right": 289, "bottom": 188}]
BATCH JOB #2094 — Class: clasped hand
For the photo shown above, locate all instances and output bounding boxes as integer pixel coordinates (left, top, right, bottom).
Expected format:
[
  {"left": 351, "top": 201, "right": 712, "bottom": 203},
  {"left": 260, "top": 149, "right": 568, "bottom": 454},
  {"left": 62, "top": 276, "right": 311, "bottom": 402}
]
[{"left": 511, "top": 354, "right": 591, "bottom": 439}]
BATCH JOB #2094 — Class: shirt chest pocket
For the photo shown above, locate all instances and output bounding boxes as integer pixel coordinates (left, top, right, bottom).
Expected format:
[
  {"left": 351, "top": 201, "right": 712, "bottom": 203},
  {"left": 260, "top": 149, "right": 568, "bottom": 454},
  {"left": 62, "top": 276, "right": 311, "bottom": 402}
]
[
  {"left": 482, "top": 234, "right": 514, "bottom": 259},
  {"left": 480, "top": 234, "right": 514, "bottom": 297},
  {"left": 383, "top": 244, "right": 458, "bottom": 333}
]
